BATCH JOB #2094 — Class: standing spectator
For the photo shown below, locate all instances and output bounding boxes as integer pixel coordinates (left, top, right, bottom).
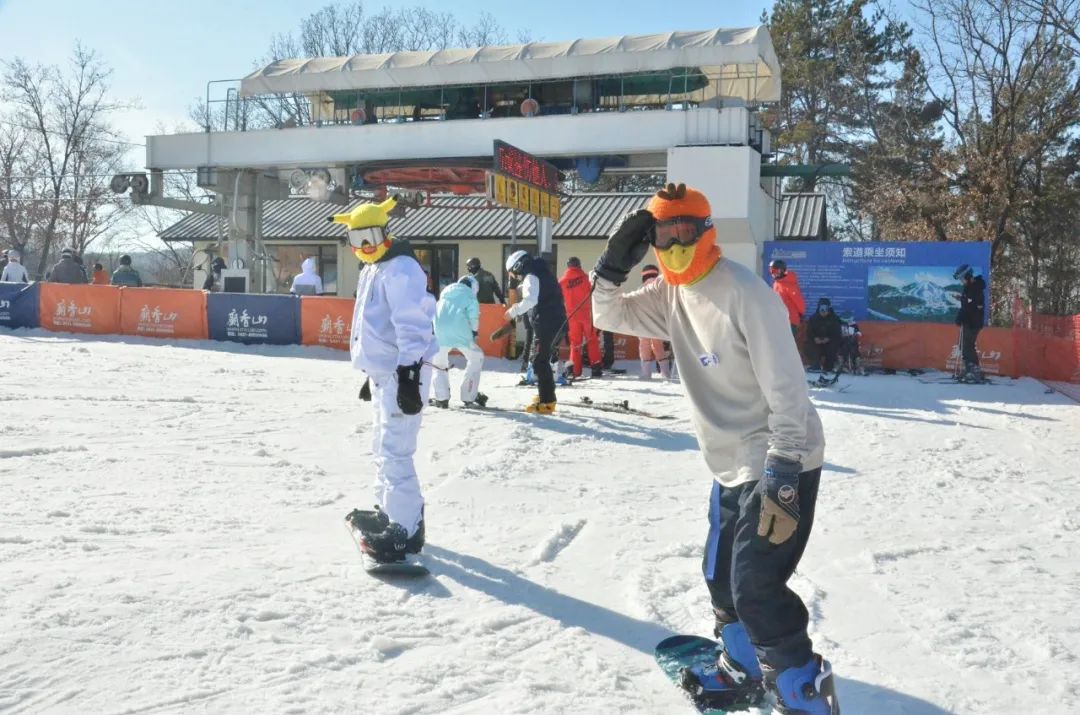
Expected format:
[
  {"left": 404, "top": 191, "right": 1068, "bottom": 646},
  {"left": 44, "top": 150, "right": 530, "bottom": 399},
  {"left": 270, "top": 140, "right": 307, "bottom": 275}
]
[
  {"left": 48, "top": 248, "right": 88, "bottom": 284},
  {"left": 110, "top": 255, "right": 143, "bottom": 287},
  {"left": 465, "top": 257, "right": 505, "bottom": 305},
  {"left": 1, "top": 250, "right": 29, "bottom": 283},
  {"left": 290, "top": 256, "right": 323, "bottom": 295},
  {"left": 637, "top": 265, "right": 670, "bottom": 379},
  {"left": 558, "top": 257, "right": 603, "bottom": 378},
  {"left": 806, "top": 298, "right": 842, "bottom": 373},
  {"left": 768, "top": 259, "right": 805, "bottom": 342},
  {"left": 91, "top": 262, "right": 109, "bottom": 285},
  {"left": 953, "top": 264, "right": 987, "bottom": 383},
  {"left": 203, "top": 257, "right": 226, "bottom": 291},
  {"left": 837, "top": 314, "right": 862, "bottom": 375}
]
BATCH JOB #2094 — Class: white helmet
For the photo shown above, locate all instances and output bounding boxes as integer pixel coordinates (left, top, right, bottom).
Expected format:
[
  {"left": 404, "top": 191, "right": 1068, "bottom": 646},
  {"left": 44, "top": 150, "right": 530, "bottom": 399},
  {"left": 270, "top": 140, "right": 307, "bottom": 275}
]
[{"left": 505, "top": 249, "right": 529, "bottom": 275}]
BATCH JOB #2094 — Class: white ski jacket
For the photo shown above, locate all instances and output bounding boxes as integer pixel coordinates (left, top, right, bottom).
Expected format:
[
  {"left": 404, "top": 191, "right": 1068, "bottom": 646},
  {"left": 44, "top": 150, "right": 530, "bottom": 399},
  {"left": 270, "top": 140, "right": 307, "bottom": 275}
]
[
  {"left": 350, "top": 253, "right": 435, "bottom": 376},
  {"left": 592, "top": 258, "right": 825, "bottom": 487},
  {"left": 1, "top": 262, "right": 29, "bottom": 283}
]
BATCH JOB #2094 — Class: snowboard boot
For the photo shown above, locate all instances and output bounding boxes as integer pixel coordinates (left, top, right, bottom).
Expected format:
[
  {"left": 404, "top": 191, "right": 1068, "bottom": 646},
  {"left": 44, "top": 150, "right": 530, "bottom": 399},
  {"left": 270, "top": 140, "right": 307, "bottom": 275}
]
[
  {"left": 464, "top": 392, "right": 488, "bottom": 408},
  {"left": 591, "top": 363, "right": 604, "bottom": 378},
  {"left": 681, "top": 621, "right": 765, "bottom": 710},
  {"left": 525, "top": 395, "right": 556, "bottom": 415},
  {"left": 345, "top": 506, "right": 389, "bottom": 535},
  {"left": 360, "top": 522, "right": 408, "bottom": 563},
  {"left": 519, "top": 364, "right": 536, "bottom": 386},
  {"left": 430, "top": 398, "right": 450, "bottom": 409},
  {"left": 406, "top": 508, "right": 425, "bottom": 554},
  {"left": 762, "top": 655, "right": 837, "bottom": 715},
  {"left": 960, "top": 363, "right": 984, "bottom": 384}
]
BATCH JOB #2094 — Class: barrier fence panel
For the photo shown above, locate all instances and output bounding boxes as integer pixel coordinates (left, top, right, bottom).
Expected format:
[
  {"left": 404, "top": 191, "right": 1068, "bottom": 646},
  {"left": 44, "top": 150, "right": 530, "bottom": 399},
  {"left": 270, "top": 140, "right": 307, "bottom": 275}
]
[
  {"left": 120, "top": 288, "right": 208, "bottom": 340},
  {"left": 38, "top": 283, "right": 121, "bottom": 335},
  {"left": 300, "top": 296, "right": 353, "bottom": 350},
  {"left": 207, "top": 293, "right": 300, "bottom": 345},
  {"left": 0, "top": 282, "right": 39, "bottom": 329}
]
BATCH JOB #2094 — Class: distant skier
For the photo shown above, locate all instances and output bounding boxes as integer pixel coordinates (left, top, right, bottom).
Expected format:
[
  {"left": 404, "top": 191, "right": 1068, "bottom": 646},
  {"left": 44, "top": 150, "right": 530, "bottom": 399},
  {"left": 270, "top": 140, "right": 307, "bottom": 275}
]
[
  {"left": 806, "top": 297, "right": 842, "bottom": 374},
  {"left": 333, "top": 197, "right": 436, "bottom": 563},
  {"left": 290, "top": 257, "right": 323, "bottom": 295},
  {"left": 465, "top": 257, "right": 505, "bottom": 305},
  {"left": 558, "top": 257, "right": 603, "bottom": 378},
  {"left": 0, "top": 250, "right": 29, "bottom": 283},
  {"left": 591, "top": 183, "right": 833, "bottom": 714},
  {"left": 953, "top": 264, "right": 986, "bottom": 383},
  {"left": 91, "top": 262, "right": 109, "bottom": 285},
  {"left": 504, "top": 250, "right": 566, "bottom": 414},
  {"left": 110, "top": 255, "right": 143, "bottom": 287},
  {"left": 47, "top": 248, "right": 87, "bottom": 284},
  {"left": 637, "top": 265, "right": 670, "bottom": 379},
  {"left": 838, "top": 314, "right": 863, "bottom": 375},
  {"left": 768, "top": 259, "right": 806, "bottom": 342},
  {"left": 431, "top": 275, "right": 487, "bottom": 409}
]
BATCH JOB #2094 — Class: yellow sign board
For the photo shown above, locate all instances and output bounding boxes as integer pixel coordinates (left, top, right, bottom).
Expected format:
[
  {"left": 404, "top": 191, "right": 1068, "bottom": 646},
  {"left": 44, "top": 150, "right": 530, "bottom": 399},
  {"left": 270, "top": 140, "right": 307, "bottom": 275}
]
[{"left": 486, "top": 171, "right": 561, "bottom": 223}]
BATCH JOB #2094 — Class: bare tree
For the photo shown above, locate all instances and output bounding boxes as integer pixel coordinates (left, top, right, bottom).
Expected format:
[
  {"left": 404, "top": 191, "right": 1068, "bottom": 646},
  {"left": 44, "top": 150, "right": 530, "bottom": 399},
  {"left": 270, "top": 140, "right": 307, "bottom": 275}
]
[{"left": 0, "top": 43, "right": 133, "bottom": 277}]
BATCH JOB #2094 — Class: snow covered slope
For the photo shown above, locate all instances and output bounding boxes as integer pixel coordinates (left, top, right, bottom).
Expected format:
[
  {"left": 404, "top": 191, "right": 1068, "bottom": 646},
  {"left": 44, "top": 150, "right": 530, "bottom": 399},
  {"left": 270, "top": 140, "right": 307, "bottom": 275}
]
[{"left": 1, "top": 331, "right": 1077, "bottom": 714}]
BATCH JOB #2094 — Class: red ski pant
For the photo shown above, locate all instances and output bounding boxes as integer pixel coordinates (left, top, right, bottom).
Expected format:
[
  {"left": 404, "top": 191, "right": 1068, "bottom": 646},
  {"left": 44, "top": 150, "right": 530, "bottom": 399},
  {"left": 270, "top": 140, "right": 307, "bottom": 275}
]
[{"left": 567, "top": 318, "right": 601, "bottom": 376}]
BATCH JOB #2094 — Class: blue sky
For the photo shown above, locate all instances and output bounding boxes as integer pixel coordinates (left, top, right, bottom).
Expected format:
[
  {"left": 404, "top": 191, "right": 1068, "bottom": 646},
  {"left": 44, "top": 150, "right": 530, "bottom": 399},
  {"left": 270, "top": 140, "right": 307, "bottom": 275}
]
[{"left": 0, "top": 0, "right": 773, "bottom": 162}]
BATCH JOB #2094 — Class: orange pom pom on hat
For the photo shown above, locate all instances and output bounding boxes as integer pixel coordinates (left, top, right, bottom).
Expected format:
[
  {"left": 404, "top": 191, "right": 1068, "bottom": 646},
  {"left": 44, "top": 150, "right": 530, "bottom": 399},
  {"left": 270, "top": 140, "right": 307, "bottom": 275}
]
[{"left": 646, "top": 183, "right": 722, "bottom": 286}]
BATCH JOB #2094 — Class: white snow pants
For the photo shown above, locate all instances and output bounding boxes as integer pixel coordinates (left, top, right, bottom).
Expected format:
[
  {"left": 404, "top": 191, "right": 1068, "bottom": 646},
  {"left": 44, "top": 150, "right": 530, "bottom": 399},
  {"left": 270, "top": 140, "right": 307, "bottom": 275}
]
[
  {"left": 368, "top": 366, "right": 430, "bottom": 537},
  {"left": 431, "top": 344, "right": 484, "bottom": 404}
]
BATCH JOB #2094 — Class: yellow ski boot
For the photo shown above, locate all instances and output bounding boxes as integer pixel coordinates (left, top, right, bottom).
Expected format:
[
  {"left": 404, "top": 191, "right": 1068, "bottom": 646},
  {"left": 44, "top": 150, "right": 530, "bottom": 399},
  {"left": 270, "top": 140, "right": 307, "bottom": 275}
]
[{"left": 524, "top": 396, "right": 557, "bottom": 415}]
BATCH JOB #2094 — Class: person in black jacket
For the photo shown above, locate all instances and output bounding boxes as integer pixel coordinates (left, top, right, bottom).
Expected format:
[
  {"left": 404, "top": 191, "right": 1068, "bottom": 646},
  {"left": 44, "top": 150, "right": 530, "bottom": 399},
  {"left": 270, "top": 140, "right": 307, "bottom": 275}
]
[
  {"left": 953, "top": 264, "right": 987, "bottom": 382},
  {"left": 806, "top": 297, "right": 842, "bottom": 373},
  {"left": 504, "top": 250, "right": 566, "bottom": 414}
]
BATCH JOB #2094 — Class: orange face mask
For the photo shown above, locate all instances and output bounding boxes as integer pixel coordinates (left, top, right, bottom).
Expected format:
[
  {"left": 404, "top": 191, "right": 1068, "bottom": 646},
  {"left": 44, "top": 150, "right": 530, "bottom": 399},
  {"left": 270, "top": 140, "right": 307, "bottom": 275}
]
[{"left": 647, "top": 184, "right": 721, "bottom": 286}]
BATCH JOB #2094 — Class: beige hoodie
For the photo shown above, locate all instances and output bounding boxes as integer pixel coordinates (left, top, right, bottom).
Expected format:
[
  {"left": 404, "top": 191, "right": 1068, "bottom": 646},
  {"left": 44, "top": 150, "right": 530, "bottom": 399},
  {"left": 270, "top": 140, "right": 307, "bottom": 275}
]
[{"left": 592, "top": 258, "right": 825, "bottom": 487}]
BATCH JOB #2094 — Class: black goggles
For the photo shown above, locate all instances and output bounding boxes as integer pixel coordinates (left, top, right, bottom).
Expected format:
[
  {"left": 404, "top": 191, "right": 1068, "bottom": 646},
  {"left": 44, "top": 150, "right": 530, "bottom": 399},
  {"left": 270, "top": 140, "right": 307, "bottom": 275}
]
[{"left": 651, "top": 216, "right": 713, "bottom": 250}]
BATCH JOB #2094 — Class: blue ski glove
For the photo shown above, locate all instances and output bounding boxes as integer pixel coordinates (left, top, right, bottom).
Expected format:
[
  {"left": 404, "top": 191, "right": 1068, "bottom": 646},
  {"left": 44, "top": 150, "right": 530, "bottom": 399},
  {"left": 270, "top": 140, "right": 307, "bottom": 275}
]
[
  {"left": 756, "top": 455, "right": 802, "bottom": 545},
  {"left": 593, "top": 209, "right": 656, "bottom": 285},
  {"left": 395, "top": 361, "right": 423, "bottom": 415}
]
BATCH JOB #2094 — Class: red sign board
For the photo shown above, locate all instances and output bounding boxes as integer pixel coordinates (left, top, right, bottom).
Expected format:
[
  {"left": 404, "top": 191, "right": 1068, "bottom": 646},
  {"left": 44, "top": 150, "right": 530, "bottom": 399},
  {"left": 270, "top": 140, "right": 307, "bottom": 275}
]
[{"left": 493, "top": 140, "right": 559, "bottom": 193}]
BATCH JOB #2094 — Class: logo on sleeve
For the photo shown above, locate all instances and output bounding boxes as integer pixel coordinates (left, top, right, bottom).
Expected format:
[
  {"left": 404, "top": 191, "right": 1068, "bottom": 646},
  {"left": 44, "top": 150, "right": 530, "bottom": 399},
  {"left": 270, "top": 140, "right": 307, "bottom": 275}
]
[{"left": 698, "top": 352, "right": 720, "bottom": 367}]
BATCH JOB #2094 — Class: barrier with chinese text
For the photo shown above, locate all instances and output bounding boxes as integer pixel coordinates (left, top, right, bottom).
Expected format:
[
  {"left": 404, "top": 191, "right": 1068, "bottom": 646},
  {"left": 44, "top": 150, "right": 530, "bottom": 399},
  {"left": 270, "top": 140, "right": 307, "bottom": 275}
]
[
  {"left": 120, "top": 288, "right": 208, "bottom": 340},
  {"left": 38, "top": 284, "right": 121, "bottom": 335},
  {"left": 207, "top": 293, "right": 300, "bottom": 345},
  {"left": 0, "top": 282, "right": 39, "bottom": 329}
]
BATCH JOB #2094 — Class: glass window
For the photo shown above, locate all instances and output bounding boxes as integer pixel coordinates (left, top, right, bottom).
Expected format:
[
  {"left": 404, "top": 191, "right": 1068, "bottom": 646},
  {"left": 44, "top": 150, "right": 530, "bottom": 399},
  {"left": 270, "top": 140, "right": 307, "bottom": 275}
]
[
  {"left": 413, "top": 245, "right": 459, "bottom": 298},
  {"left": 263, "top": 244, "right": 336, "bottom": 294}
]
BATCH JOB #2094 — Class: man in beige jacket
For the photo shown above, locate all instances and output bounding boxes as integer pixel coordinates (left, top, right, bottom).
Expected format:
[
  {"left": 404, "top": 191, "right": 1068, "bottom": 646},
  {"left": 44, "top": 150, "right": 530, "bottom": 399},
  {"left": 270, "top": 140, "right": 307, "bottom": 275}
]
[{"left": 591, "top": 184, "right": 835, "bottom": 715}]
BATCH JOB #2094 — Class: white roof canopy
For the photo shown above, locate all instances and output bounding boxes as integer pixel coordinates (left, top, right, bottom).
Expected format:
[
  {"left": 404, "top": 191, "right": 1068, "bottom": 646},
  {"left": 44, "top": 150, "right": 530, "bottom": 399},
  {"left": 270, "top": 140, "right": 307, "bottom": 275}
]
[{"left": 239, "top": 27, "right": 781, "bottom": 103}]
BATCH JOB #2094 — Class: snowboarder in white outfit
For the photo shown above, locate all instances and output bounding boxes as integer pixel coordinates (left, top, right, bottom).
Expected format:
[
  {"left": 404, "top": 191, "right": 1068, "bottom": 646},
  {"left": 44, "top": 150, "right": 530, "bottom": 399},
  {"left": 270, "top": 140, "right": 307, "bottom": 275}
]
[
  {"left": 431, "top": 275, "right": 488, "bottom": 409},
  {"left": 1, "top": 250, "right": 29, "bottom": 283},
  {"left": 334, "top": 197, "right": 436, "bottom": 563},
  {"left": 289, "top": 257, "right": 323, "bottom": 295}
]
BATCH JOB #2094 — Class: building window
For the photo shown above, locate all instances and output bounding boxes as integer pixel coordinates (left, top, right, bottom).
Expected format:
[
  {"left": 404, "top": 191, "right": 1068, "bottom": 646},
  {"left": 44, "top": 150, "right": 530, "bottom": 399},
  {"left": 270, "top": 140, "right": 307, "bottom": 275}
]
[
  {"left": 265, "top": 244, "right": 337, "bottom": 294},
  {"left": 501, "top": 243, "right": 558, "bottom": 296},
  {"left": 413, "top": 245, "right": 458, "bottom": 298}
]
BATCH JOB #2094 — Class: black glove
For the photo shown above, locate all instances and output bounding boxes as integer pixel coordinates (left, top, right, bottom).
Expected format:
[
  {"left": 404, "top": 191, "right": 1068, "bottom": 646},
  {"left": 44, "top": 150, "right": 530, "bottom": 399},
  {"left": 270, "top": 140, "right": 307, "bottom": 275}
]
[
  {"left": 593, "top": 209, "right": 656, "bottom": 285},
  {"left": 359, "top": 378, "right": 371, "bottom": 402},
  {"left": 472, "top": 330, "right": 479, "bottom": 338},
  {"left": 395, "top": 361, "right": 423, "bottom": 415},
  {"left": 756, "top": 455, "right": 802, "bottom": 545}
]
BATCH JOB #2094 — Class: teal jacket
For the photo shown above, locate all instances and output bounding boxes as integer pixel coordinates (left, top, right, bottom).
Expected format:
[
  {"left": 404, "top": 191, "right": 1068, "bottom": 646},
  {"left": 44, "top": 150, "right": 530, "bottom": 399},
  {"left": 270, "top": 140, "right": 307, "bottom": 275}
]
[
  {"left": 434, "top": 281, "right": 480, "bottom": 349},
  {"left": 111, "top": 265, "right": 143, "bottom": 287}
]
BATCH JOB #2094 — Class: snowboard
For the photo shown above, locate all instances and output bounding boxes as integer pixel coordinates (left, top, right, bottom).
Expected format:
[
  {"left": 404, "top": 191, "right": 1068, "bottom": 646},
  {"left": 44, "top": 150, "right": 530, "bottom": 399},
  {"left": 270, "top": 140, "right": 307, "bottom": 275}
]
[
  {"left": 345, "top": 522, "right": 429, "bottom": 576},
  {"left": 655, "top": 635, "right": 841, "bottom": 714}
]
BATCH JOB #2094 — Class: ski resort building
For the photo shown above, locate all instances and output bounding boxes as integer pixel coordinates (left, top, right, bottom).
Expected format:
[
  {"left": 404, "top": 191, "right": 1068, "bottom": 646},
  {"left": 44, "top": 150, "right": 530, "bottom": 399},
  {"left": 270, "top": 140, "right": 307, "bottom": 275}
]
[{"left": 140, "top": 27, "right": 784, "bottom": 293}]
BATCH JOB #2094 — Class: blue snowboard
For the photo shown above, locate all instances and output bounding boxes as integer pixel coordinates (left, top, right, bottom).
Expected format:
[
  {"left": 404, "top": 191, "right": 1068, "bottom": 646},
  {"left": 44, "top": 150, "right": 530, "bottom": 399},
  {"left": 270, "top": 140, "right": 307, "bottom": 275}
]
[
  {"left": 655, "top": 635, "right": 762, "bottom": 713},
  {"left": 654, "top": 635, "right": 841, "bottom": 714}
]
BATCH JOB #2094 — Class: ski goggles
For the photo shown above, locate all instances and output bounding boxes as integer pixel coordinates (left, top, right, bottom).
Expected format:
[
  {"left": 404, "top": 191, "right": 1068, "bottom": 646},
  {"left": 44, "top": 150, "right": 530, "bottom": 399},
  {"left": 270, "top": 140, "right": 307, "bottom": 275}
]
[
  {"left": 348, "top": 226, "right": 386, "bottom": 249},
  {"left": 651, "top": 216, "right": 713, "bottom": 250}
]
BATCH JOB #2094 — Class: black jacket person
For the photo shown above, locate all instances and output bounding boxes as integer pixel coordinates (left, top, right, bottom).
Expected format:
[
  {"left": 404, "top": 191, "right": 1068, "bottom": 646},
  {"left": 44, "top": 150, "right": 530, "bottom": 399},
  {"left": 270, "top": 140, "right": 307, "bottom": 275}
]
[
  {"left": 953, "top": 264, "right": 986, "bottom": 374},
  {"left": 806, "top": 298, "right": 842, "bottom": 372},
  {"left": 504, "top": 250, "right": 566, "bottom": 413}
]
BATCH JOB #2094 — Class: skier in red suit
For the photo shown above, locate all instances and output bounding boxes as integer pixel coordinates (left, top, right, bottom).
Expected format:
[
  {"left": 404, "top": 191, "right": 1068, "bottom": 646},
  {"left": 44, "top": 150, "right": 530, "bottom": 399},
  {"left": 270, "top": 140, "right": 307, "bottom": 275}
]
[{"left": 559, "top": 257, "right": 603, "bottom": 378}]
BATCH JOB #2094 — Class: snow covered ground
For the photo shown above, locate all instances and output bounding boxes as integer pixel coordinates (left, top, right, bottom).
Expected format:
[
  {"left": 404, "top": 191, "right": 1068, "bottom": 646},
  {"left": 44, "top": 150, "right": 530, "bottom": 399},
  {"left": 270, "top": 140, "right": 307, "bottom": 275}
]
[{"left": 1, "top": 330, "right": 1078, "bottom": 714}]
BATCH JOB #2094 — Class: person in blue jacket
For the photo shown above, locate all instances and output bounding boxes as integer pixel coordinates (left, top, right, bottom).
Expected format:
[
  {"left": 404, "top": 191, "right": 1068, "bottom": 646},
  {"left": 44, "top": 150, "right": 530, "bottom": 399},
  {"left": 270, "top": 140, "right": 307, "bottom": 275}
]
[{"left": 431, "top": 275, "right": 488, "bottom": 408}]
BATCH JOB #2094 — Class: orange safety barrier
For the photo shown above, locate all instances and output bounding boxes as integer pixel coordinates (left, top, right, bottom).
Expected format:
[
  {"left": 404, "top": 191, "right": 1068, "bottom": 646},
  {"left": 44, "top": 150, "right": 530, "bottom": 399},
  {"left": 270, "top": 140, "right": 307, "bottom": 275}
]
[
  {"left": 477, "top": 304, "right": 509, "bottom": 358},
  {"left": 119, "top": 287, "right": 208, "bottom": 340},
  {"left": 300, "top": 296, "right": 353, "bottom": 350},
  {"left": 38, "top": 283, "right": 121, "bottom": 335}
]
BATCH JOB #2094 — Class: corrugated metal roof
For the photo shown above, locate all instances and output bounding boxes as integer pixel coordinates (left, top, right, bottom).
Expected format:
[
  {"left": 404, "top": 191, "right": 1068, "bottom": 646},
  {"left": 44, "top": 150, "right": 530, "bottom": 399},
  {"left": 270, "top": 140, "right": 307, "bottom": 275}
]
[
  {"left": 777, "top": 193, "right": 826, "bottom": 240},
  {"left": 160, "top": 194, "right": 652, "bottom": 242}
]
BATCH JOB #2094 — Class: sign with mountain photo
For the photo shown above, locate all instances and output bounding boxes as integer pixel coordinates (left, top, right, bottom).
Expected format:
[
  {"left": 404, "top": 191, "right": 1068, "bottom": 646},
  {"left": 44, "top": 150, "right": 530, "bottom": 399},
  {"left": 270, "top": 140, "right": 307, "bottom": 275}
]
[{"left": 764, "top": 241, "right": 991, "bottom": 324}]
